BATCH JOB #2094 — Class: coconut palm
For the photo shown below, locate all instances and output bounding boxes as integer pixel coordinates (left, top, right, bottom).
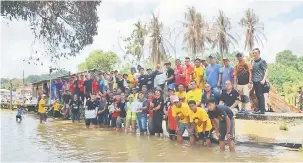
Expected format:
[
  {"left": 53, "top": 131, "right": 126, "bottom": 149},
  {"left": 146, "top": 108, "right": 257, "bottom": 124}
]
[
  {"left": 148, "top": 13, "right": 172, "bottom": 67},
  {"left": 213, "top": 10, "right": 238, "bottom": 58},
  {"left": 239, "top": 8, "right": 266, "bottom": 51},
  {"left": 183, "top": 6, "right": 212, "bottom": 59}
]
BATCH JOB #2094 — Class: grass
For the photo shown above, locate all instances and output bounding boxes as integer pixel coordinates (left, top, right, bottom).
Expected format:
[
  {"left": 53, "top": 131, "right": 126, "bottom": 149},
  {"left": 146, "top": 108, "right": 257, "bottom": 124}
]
[{"left": 279, "top": 120, "right": 288, "bottom": 131}]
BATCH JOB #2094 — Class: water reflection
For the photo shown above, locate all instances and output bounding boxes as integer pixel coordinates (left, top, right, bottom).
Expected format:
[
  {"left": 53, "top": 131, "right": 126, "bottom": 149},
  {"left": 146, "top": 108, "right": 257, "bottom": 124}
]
[{"left": 1, "top": 111, "right": 302, "bottom": 162}]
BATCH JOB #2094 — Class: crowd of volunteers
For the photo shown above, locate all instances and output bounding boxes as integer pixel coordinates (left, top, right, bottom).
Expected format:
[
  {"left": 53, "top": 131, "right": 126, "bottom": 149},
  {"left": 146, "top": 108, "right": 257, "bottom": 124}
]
[{"left": 35, "top": 48, "right": 269, "bottom": 151}]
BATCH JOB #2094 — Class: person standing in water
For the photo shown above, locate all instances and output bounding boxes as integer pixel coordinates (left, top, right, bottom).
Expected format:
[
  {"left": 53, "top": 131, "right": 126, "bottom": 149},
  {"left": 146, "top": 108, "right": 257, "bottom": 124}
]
[
  {"left": 151, "top": 90, "right": 164, "bottom": 137},
  {"left": 38, "top": 94, "right": 48, "bottom": 124},
  {"left": 16, "top": 107, "right": 24, "bottom": 122}
]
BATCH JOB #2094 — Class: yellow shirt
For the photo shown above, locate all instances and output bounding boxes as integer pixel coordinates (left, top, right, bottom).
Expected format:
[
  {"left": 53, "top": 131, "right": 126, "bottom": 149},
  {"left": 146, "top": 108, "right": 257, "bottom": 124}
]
[
  {"left": 38, "top": 99, "right": 46, "bottom": 113},
  {"left": 190, "top": 107, "right": 212, "bottom": 132},
  {"left": 176, "top": 91, "right": 187, "bottom": 100},
  {"left": 54, "top": 102, "right": 60, "bottom": 111},
  {"left": 172, "top": 103, "right": 191, "bottom": 123},
  {"left": 193, "top": 66, "right": 204, "bottom": 89},
  {"left": 127, "top": 73, "right": 136, "bottom": 88},
  {"left": 186, "top": 88, "right": 202, "bottom": 104}
]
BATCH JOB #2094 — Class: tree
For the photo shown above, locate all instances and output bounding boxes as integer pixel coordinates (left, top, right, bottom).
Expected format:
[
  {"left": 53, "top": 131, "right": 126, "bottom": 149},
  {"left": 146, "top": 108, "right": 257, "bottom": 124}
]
[
  {"left": 1, "top": 1, "right": 101, "bottom": 61},
  {"left": 239, "top": 8, "right": 266, "bottom": 51},
  {"left": 78, "top": 50, "right": 120, "bottom": 73},
  {"left": 213, "top": 10, "right": 238, "bottom": 58},
  {"left": 183, "top": 6, "right": 212, "bottom": 59},
  {"left": 276, "top": 50, "right": 303, "bottom": 72},
  {"left": 148, "top": 13, "right": 172, "bottom": 67},
  {"left": 122, "top": 21, "right": 148, "bottom": 65}
]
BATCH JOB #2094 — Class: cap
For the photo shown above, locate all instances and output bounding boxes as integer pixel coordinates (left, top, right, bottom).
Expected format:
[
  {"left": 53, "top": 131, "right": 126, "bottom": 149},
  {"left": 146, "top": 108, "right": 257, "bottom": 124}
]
[
  {"left": 42, "top": 94, "right": 46, "bottom": 97},
  {"left": 222, "top": 57, "right": 229, "bottom": 60},
  {"left": 170, "top": 95, "right": 179, "bottom": 102},
  {"left": 208, "top": 54, "right": 216, "bottom": 59},
  {"left": 168, "top": 88, "right": 175, "bottom": 91},
  {"left": 131, "top": 67, "right": 136, "bottom": 71},
  {"left": 236, "top": 52, "right": 243, "bottom": 57},
  {"left": 128, "top": 94, "right": 134, "bottom": 98}
]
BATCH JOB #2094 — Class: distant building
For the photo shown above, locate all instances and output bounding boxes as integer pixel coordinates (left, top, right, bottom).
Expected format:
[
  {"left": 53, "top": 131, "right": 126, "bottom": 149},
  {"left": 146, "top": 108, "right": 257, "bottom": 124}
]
[{"left": 15, "top": 83, "right": 33, "bottom": 95}]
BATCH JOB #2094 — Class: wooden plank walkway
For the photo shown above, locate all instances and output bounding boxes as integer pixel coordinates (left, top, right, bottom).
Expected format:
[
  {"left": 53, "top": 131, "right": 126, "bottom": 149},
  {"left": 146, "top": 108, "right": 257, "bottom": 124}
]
[{"left": 236, "top": 112, "right": 303, "bottom": 121}]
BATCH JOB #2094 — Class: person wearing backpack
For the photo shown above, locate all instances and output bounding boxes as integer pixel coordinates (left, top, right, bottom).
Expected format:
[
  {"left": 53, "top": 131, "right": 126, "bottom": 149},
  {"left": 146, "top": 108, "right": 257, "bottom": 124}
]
[{"left": 233, "top": 52, "right": 252, "bottom": 112}]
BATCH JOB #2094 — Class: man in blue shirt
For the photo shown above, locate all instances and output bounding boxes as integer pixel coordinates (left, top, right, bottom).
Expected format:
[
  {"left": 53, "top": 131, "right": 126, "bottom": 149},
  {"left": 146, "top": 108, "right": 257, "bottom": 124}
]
[
  {"left": 206, "top": 54, "right": 221, "bottom": 94},
  {"left": 218, "top": 57, "right": 234, "bottom": 93},
  {"left": 16, "top": 107, "right": 23, "bottom": 122}
]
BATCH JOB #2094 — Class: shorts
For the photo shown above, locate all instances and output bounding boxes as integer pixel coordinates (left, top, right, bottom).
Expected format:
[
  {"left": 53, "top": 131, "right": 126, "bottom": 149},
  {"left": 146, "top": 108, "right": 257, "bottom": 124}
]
[
  {"left": 168, "top": 129, "right": 176, "bottom": 136},
  {"left": 177, "top": 122, "right": 193, "bottom": 136},
  {"left": 196, "top": 131, "right": 211, "bottom": 140},
  {"left": 54, "top": 111, "right": 61, "bottom": 118},
  {"left": 116, "top": 116, "right": 126, "bottom": 128},
  {"left": 219, "top": 118, "right": 235, "bottom": 141},
  {"left": 125, "top": 119, "right": 136, "bottom": 129},
  {"left": 85, "top": 118, "right": 97, "bottom": 126},
  {"left": 39, "top": 112, "right": 47, "bottom": 121},
  {"left": 16, "top": 115, "right": 22, "bottom": 120}
]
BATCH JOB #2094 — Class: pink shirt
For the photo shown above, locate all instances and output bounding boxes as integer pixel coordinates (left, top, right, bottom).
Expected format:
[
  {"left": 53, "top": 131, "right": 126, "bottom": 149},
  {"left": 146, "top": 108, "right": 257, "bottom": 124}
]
[{"left": 174, "top": 65, "right": 185, "bottom": 85}]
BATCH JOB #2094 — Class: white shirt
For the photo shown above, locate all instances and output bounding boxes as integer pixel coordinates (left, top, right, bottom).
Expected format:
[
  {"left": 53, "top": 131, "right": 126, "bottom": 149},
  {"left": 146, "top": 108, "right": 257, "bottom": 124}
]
[{"left": 85, "top": 108, "right": 97, "bottom": 119}]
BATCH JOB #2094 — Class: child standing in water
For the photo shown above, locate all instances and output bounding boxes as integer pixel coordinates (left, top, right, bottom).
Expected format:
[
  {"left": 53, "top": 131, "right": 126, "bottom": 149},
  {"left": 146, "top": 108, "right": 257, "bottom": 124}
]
[{"left": 16, "top": 107, "right": 23, "bottom": 122}]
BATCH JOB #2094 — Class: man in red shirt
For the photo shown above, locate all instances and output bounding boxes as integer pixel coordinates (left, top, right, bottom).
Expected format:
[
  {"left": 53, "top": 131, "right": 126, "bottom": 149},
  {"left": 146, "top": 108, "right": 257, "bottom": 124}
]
[
  {"left": 78, "top": 75, "right": 85, "bottom": 102},
  {"left": 174, "top": 59, "right": 185, "bottom": 88},
  {"left": 184, "top": 57, "right": 194, "bottom": 90}
]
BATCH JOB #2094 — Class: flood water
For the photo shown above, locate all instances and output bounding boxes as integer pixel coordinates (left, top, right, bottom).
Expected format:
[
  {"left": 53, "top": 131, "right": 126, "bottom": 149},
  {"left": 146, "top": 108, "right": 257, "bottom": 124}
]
[{"left": 1, "top": 111, "right": 302, "bottom": 162}]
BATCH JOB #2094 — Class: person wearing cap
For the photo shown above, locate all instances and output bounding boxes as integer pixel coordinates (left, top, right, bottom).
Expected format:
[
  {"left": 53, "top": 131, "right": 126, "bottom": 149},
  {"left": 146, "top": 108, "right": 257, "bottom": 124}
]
[
  {"left": 38, "top": 94, "right": 48, "bottom": 124},
  {"left": 205, "top": 54, "right": 221, "bottom": 94},
  {"left": 218, "top": 57, "right": 234, "bottom": 92},
  {"left": 127, "top": 67, "right": 137, "bottom": 89},
  {"left": 125, "top": 94, "right": 137, "bottom": 133},
  {"left": 165, "top": 62, "right": 175, "bottom": 89},
  {"left": 171, "top": 95, "right": 193, "bottom": 144},
  {"left": 234, "top": 52, "right": 252, "bottom": 111},
  {"left": 201, "top": 56, "right": 208, "bottom": 68},
  {"left": 192, "top": 58, "right": 205, "bottom": 89},
  {"left": 188, "top": 100, "right": 212, "bottom": 147}
]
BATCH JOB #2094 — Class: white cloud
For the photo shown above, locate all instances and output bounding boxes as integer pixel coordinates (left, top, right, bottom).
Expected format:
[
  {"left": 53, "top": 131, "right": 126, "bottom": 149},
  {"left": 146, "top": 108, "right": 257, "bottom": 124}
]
[{"left": 1, "top": 0, "right": 303, "bottom": 78}]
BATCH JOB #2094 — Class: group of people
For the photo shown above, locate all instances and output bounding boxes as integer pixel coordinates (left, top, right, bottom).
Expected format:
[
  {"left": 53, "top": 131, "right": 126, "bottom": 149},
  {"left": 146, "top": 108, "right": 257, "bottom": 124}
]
[{"left": 36, "top": 48, "right": 268, "bottom": 152}]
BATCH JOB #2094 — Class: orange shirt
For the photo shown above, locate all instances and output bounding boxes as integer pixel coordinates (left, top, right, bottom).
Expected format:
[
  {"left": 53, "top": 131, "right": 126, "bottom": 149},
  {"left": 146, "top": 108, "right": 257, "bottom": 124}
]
[
  {"left": 185, "top": 65, "right": 194, "bottom": 86},
  {"left": 234, "top": 60, "right": 252, "bottom": 76}
]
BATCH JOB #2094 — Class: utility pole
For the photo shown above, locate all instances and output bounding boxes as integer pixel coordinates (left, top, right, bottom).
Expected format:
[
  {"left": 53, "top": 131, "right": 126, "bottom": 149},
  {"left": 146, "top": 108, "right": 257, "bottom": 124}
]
[
  {"left": 10, "top": 80, "right": 12, "bottom": 110},
  {"left": 49, "top": 67, "right": 52, "bottom": 105}
]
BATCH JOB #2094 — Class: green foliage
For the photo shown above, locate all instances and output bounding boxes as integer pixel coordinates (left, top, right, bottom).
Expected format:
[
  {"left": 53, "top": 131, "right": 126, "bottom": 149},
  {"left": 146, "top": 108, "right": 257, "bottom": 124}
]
[
  {"left": 118, "top": 64, "right": 132, "bottom": 75},
  {"left": 78, "top": 50, "right": 120, "bottom": 73},
  {"left": 1, "top": 1, "right": 101, "bottom": 61},
  {"left": 276, "top": 50, "right": 303, "bottom": 72}
]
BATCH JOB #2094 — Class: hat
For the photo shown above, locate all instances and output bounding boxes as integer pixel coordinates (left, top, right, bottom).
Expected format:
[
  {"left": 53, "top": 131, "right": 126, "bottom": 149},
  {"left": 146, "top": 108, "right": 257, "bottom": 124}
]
[
  {"left": 222, "top": 57, "right": 229, "bottom": 60},
  {"left": 128, "top": 94, "right": 134, "bottom": 98},
  {"left": 236, "top": 52, "right": 243, "bottom": 57},
  {"left": 131, "top": 67, "right": 136, "bottom": 71},
  {"left": 42, "top": 94, "right": 46, "bottom": 97},
  {"left": 208, "top": 54, "right": 216, "bottom": 59},
  {"left": 170, "top": 95, "right": 179, "bottom": 102}
]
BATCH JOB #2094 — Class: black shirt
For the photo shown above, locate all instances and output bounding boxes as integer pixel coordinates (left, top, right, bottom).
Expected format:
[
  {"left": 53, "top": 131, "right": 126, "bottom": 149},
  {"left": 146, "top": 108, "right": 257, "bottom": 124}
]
[
  {"left": 220, "top": 89, "right": 240, "bottom": 108},
  {"left": 85, "top": 100, "right": 96, "bottom": 110},
  {"left": 73, "top": 80, "right": 79, "bottom": 92},
  {"left": 166, "top": 68, "right": 175, "bottom": 84},
  {"left": 70, "top": 99, "right": 82, "bottom": 113},
  {"left": 146, "top": 75, "right": 154, "bottom": 90},
  {"left": 208, "top": 105, "right": 234, "bottom": 122},
  {"left": 63, "top": 94, "right": 71, "bottom": 104},
  {"left": 117, "top": 101, "right": 127, "bottom": 118},
  {"left": 117, "top": 79, "right": 124, "bottom": 90},
  {"left": 84, "top": 79, "right": 93, "bottom": 92},
  {"left": 138, "top": 75, "right": 148, "bottom": 90},
  {"left": 152, "top": 97, "right": 164, "bottom": 114}
]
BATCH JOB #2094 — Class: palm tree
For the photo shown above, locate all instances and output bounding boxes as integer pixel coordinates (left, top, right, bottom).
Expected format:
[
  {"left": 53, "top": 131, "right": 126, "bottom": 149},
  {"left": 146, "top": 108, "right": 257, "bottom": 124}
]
[
  {"left": 183, "top": 6, "right": 212, "bottom": 59},
  {"left": 148, "top": 13, "right": 172, "bottom": 67},
  {"left": 239, "top": 8, "right": 266, "bottom": 51},
  {"left": 213, "top": 10, "right": 238, "bottom": 58}
]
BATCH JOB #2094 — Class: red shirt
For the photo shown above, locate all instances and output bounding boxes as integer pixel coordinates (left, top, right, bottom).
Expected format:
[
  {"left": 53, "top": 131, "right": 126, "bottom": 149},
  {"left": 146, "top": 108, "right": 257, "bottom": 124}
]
[
  {"left": 112, "top": 101, "right": 119, "bottom": 118},
  {"left": 92, "top": 80, "right": 98, "bottom": 94},
  {"left": 168, "top": 106, "right": 176, "bottom": 130},
  {"left": 185, "top": 64, "right": 194, "bottom": 86},
  {"left": 78, "top": 80, "right": 84, "bottom": 92},
  {"left": 174, "top": 65, "right": 185, "bottom": 85},
  {"left": 69, "top": 82, "right": 75, "bottom": 93}
]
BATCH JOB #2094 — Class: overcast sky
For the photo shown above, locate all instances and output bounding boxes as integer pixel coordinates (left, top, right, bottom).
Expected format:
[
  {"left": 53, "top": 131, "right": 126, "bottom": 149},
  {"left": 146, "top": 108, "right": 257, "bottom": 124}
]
[{"left": 1, "top": 0, "right": 303, "bottom": 78}]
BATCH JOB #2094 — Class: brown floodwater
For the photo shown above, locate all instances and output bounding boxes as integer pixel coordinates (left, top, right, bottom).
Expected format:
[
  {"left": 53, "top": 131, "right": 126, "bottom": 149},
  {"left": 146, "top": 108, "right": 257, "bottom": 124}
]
[{"left": 1, "top": 110, "right": 302, "bottom": 162}]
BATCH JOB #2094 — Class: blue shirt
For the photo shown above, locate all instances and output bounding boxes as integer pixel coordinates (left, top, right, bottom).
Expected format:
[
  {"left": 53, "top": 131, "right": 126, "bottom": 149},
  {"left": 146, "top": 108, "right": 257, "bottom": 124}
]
[
  {"left": 220, "top": 66, "right": 234, "bottom": 90},
  {"left": 16, "top": 109, "right": 23, "bottom": 116},
  {"left": 206, "top": 64, "right": 221, "bottom": 88}
]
